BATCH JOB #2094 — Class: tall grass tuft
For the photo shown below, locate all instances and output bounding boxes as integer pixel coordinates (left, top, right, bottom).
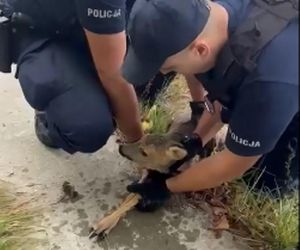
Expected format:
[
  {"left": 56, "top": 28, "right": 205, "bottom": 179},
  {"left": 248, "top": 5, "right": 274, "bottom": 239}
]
[
  {"left": 228, "top": 178, "right": 299, "bottom": 250},
  {"left": 0, "top": 184, "right": 47, "bottom": 250},
  {"left": 140, "top": 74, "right": 191, "bottom": 134}
]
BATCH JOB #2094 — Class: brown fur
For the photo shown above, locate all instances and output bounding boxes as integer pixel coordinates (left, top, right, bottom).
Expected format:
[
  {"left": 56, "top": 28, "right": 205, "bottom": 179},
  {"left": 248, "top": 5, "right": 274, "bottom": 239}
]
[{"left": 119, "top": 111, "right": 217, "bottom": 171}]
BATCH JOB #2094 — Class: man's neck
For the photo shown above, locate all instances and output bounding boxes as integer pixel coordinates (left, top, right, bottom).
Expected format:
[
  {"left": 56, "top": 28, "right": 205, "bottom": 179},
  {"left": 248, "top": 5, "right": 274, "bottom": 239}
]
[
  {"left": 209, "top": 2, "right": 230, "bottom": 66},
  {"left": 216, "top": 2, "right": 229, "bottom": 48}
]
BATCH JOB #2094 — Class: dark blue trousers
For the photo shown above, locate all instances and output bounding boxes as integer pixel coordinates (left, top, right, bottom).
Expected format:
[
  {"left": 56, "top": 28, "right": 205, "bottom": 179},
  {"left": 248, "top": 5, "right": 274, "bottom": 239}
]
[
  {"left": 13, "top": 29, "right": 174, "bottom": 154},
  {"left": 250, "top": 113, "right": 299, "bottom": 194}
]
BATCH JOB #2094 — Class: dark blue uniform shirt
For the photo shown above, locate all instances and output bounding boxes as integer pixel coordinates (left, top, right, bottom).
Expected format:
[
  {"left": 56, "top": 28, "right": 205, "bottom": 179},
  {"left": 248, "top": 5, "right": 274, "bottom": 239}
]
[
  {"left": 74, "top": 0, "right": 126, "bottom": 34},
  {"left": 199, "top": 0, "right": 299, "bottom": 156},
  {"left": 4, "top": 0, "right": 128, "bottom": 34}
]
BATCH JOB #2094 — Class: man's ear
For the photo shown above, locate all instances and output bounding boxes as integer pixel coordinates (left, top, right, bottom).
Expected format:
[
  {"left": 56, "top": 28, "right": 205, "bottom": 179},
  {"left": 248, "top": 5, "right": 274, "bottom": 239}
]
[
  {"left": 166, "top": 146, "right": 188, "bottom": 160},
  {"left": 191, "top": 39, "right": 210, "bottom": 57}
]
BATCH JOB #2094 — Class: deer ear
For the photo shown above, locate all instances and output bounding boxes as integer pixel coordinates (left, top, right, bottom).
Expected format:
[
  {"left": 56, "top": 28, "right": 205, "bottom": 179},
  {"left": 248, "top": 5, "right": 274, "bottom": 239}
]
[{"left": 166, "top": 146, "right": 188, "bottom": 160}]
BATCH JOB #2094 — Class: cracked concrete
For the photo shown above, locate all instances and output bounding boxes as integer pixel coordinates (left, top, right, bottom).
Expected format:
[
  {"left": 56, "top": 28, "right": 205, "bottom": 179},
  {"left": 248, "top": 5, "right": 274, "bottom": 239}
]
[{"left": 0, "top": 70, "right": 249, "bottom": 250}]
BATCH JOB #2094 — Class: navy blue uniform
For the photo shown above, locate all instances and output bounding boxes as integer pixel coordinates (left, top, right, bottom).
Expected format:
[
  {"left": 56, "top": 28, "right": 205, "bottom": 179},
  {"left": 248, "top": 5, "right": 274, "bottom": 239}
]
[
  {"left": 215, "top": 0, "right": 298, "bottom": 157},
  {"left": 75, "top": 0, "right": 126, "bottom": 34},
  {"left": 197, "top": 0, "right": 299, "bottom": 190},
  {"left": 4, "top": 0, "right": 170, "bottom": 153}
]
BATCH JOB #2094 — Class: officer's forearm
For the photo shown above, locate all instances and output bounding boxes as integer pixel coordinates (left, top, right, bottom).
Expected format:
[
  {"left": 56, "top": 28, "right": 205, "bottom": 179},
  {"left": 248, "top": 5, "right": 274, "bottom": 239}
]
[
  {"left": 84, "top": 30, "right": 143, "bottom": 142},
  {"left": 101, "top": 74, "right": 143, "bottom": 143},
  {"left": 185, "top": 74, "right": 206, "bottom": 101},
  {"left": 166, "top": 149, "right": 258, "bottom": 193},
  {"left": 193, "top": 101, "right": 224, "bottom": 145},
  {"left": 185, "top": 75, "right": 224, "bottom": 144}
]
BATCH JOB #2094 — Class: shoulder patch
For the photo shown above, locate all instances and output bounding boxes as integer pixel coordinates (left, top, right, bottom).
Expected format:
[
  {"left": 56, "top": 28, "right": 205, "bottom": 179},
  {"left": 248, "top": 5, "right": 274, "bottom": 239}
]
[{"left": 228, "top": 127, "right": 261, "bottom": 148}]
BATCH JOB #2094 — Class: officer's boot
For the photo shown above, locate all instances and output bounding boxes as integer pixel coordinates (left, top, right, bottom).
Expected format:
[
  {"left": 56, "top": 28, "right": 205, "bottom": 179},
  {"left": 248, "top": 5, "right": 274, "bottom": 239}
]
[{"left": 34, "top": 111, "right": 59, "bottom": 148}]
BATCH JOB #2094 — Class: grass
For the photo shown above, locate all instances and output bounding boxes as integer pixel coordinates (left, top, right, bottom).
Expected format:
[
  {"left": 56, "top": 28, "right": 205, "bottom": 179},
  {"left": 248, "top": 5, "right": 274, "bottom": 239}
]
[
  {"left": 228, "top": 176, "right": 299, "bottom": 250},
  {"left": 140, "top": 100, "right": 172, "bottom": 134},
  {"left": 140, "top": 74, "right": 191, "bottom": 134},
  {"left": 0, "top": 183, "right": 46, "bottom": 250},
  {"left": 143, "top": 74, "right": 299, "bottom": 250}
]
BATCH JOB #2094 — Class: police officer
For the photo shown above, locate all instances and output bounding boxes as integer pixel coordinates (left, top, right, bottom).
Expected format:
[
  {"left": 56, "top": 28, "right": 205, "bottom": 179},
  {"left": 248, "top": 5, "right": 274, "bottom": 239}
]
[
  {"left": 0, "top": 0, "right": 174, "bottom": 153},
  {"left": 122, "top": 0, "right": 299, "bottom": 209}
]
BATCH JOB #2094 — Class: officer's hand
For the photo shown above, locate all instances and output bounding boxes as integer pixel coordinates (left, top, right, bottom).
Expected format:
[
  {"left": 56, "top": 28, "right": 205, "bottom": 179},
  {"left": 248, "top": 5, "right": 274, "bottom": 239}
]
[{"left": 127, "top": 170, "right": 171, "bottom": 212}]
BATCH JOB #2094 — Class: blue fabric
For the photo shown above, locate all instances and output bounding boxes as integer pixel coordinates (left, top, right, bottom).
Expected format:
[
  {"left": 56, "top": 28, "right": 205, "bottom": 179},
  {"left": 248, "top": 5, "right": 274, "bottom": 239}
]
[
  {"left": 14, "top": 33, "right": 172, "bottom": 154},
  {"left": 6, "top": 0, "right": 127, "bottom": 34},
  {"left": 214, "top": 0, "right": 299, "bottom": 156},
  {"left": 8, "top": 0, "right": 78, "bottom": 33},
  {"left": 122, "top": 0, "right": 210, "bottom": 86},
  {"left": 74, "top": 0, "right": 126, "bottom": 34},
  {"left": 216, "top": 0, "right": 251, "bottom": 33},
  {"left": 17, "top": 39, "right": 115, "bottom": 153}
]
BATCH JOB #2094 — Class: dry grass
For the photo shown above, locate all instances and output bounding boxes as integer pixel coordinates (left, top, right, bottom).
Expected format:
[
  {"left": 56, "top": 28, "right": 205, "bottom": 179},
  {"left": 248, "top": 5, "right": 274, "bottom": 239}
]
[
  {"left": 144, "top": 74, "right": 299, "bottom": 250},
  {"left": 0, "top": 183, "right": 46, "bottom": 250},
  {"left": 228, "top": 177, "right": 299, "bottom": 250}
]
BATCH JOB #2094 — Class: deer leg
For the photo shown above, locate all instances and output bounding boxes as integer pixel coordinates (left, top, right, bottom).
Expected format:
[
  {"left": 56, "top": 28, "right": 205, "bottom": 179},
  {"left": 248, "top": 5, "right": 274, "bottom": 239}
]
[{"left": 89, "top": 171, "right": 146, "bottom": 241}]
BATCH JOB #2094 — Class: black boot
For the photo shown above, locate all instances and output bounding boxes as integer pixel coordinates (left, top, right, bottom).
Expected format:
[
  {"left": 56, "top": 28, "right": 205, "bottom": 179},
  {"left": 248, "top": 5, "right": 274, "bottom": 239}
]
[{"left": 34, "top": 111, "right": 59, "bottom": 148}]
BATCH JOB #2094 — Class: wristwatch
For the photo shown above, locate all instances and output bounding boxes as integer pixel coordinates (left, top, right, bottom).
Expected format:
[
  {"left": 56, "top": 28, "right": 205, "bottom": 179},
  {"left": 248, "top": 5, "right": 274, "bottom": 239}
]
[{"left": 189, "top": 96, "right": 215, "bottom": 124}]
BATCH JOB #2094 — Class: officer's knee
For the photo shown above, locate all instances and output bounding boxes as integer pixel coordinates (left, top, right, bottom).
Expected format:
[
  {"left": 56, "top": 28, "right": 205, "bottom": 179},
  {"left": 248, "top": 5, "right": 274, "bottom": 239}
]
[
  {"left": 18, "top": 61, "right": 61, "bottom": 111},
  {"left": 69, "top": 118, "right": 115, "bottom": 153}
]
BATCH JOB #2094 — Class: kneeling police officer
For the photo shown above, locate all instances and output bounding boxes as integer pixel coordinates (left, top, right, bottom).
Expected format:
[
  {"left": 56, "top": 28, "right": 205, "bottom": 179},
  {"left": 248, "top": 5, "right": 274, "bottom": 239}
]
[{"left": 0, "top": 0, "right": 174, "bottom": 153}]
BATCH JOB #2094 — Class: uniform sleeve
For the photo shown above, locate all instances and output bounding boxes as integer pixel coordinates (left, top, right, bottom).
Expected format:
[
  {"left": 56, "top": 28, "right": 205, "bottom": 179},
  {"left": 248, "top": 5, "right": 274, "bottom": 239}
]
[
  {"left": 74, "top": 0, "right": 126, "bottom": 34},
  {"left": 225, "top": 81, "right": 298, "bottom": 156}
]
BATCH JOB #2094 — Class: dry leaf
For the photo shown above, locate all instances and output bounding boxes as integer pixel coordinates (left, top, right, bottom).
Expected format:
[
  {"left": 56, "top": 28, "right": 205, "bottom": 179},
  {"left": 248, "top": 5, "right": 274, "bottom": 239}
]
[
  {"left": 213, "top": 214, "right": 230, "bottom": 230},
  {"left": 209, "top": 212, "right": 230, "bottom": 239},
  {"left": 212, "top": 206, "right": 227, "bottom": 217},
  {"left": 185, "top": 184, "right": 233, "bottom": 239}
]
